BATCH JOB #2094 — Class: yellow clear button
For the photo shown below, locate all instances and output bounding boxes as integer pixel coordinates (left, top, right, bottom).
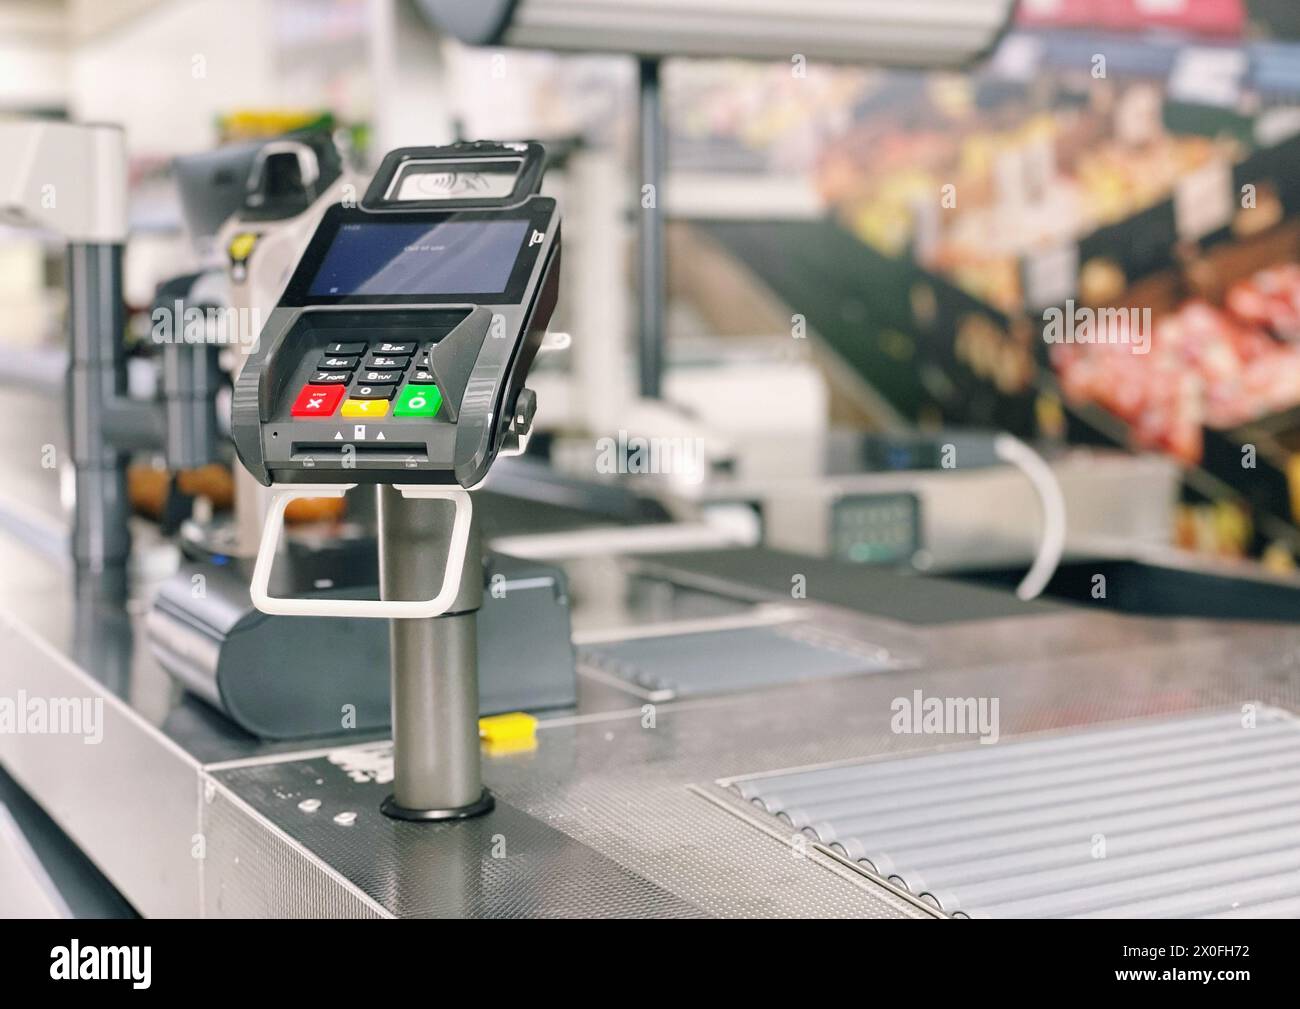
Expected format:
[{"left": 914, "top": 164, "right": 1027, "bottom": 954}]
[{"left": 340, "top": 398, "right": 389, "bottom": 418}]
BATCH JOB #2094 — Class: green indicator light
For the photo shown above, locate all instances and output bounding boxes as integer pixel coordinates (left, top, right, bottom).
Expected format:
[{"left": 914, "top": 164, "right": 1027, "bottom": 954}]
[{"left": 394, "top": 385, "right": 443, "bottom": 417}]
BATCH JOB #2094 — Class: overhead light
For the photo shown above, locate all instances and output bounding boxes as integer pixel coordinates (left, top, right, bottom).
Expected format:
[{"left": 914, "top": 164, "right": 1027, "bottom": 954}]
[{"left": 417, "top": 0, "right": 1017, "bottom": 69}]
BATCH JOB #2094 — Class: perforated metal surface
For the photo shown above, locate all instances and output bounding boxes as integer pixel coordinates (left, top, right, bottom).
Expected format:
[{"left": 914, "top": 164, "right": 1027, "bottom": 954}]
[
  {"left": 201, "top": 779, "right": 386, "bottom": 918},
  {"left": 731, "top": 706, "right": 1300, "bottom": 918},
  {"left": 210, "top": 754, "right": 705, "bottom": 918},
  {"left": 210, "top": 729, "right": 924, "bottom": 918}
]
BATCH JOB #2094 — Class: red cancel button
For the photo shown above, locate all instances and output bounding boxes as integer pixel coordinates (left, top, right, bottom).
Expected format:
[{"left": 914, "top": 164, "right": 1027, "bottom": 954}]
[{"left": 290, "top": 383, "right": 345, "bottom": 418}]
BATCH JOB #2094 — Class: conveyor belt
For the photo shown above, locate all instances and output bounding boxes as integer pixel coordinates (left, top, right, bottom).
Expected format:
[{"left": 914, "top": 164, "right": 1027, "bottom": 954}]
[{"left": 731, "top": 706, "right": 1300, "bottom": 918}]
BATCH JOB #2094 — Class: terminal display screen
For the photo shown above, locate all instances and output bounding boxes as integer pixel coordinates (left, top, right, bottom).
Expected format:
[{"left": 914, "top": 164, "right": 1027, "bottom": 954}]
[{"left": 307, "top": 219, "right": 530, "bottom": 297}]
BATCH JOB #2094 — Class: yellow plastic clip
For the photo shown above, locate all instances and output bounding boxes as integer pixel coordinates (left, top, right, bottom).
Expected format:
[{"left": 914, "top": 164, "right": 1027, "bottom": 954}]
[
  {"left": 479, "top": 712, "right": 538, "bottom": 756},
  {"left": 228, "top": 231, "right": 259, "bottom": 263}
]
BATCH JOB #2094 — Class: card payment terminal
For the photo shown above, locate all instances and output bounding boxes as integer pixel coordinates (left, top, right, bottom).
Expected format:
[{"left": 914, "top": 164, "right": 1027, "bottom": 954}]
[{"left": 233, "top": 141, "right": 561, "bottom": 819}]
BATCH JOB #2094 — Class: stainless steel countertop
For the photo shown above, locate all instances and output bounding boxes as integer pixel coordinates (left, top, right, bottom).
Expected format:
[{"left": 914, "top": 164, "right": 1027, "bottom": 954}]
[{"left": 4, "top": 391, "right": 1300, "bottom": 917}]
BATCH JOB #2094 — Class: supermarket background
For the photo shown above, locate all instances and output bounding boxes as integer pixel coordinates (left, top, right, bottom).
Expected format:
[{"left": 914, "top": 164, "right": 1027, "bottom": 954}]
[
  {"left": 675, "top": 0, "right": 1300, "bottom": 568},
  {"left": 6, "top": 0, "right": 1300, "bottom": 564}
]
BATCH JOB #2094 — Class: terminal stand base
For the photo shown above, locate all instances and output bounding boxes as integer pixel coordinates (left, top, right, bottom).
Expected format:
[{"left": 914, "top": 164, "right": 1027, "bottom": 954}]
[{"left": 381, "top": 789, "right": 495, "bottom": 822}]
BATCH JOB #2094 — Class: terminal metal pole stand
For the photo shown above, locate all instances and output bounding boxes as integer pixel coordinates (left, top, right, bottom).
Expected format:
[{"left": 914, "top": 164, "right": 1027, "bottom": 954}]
[{"left": 376, "top": 484, "right": 494, "bottom": 820}]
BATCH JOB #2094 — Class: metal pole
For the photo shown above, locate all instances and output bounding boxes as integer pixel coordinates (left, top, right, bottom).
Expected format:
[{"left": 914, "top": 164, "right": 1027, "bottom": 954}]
[
  {"left": 376, "top": 484, "right": 492, "bottom": 820},
  {"left": 637, "top": 56, "right": 665, "bottom": 399},
  {"left": 160, "top": 341, "right": 220, "bottom": 470},
  {"left": 66, "top": 243, "right": 131, "bottom": 574}
]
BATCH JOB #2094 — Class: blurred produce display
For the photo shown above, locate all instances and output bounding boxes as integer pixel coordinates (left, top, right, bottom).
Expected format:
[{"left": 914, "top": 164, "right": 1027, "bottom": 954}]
[
  {"left": 1225, "top": 262, "right": 1300, "bottom": 339},
  {"left": 677, "top": 16, "right": 1300, "bottom": 561},
  {"left": 816, "top": 82, "right": 1244, "bottom": 313},
  {"left": 1052, "top": 279, "right": 1300, "bottom": 465},
  {"left": 666, "top": 61, "right": 874, "bottom": 173}
]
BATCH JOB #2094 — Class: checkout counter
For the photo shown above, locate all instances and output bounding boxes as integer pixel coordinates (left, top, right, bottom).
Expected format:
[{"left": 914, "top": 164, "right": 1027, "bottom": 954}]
[
  {"left": 4, "top": 361, "right": 1300, "bottom": 916},
  {"left": 5, "top": 3, "right": 1300, "bottom": 920}
]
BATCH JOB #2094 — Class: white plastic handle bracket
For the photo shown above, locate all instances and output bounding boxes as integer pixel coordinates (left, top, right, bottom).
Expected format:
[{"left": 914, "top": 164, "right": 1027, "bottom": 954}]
[{"left": 249, "top": 483, "right": 473, "bottom": 619}]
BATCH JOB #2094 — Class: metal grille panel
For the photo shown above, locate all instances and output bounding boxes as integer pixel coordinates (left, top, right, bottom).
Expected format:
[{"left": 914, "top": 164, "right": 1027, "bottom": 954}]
[
  {"left": 578, "top": 623, "right": 899, "bottom": 698},
  {"left": 729, "top": 706, "right": 1300, "bottom": 918}
]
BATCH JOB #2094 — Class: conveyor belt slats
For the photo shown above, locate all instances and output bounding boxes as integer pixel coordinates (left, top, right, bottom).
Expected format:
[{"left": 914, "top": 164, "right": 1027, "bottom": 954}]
[
  {"left": 731, "top": 706, "right": 1300, "bottom": 918},
  {"left": 579, "top": 623, "right": 897, "bottom": 697}
]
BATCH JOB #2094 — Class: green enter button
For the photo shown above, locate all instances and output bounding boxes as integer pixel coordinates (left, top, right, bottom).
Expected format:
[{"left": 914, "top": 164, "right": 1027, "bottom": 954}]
[{"left": 394, "top": 384, "right": 443, "bottom": 418}]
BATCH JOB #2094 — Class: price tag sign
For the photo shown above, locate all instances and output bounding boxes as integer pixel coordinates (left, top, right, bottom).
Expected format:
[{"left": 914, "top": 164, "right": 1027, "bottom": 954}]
[
  {"left": 991, "top": 34, "right": 1043, "bottom": 82},
  {"left": 1169, "top": 46, "right": 1246, "bottom": 109},
  {"left": 912, "top": 197, "right": 941, "bottom": 264},
  {"left": 1175, "top": 159, "right": 1234, "bottom": 242},
  {"left": 1023, "top": 241, "right": 1078, "bottom": 310},
  {"left": 1115, "top": 85, "right": 1163, "bottom": 148}
]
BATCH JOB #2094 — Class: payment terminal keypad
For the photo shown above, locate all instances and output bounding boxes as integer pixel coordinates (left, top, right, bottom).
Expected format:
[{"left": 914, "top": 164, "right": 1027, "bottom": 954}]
[{"left": 286, "top": 341, "right": 442, "bottom": 421}]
